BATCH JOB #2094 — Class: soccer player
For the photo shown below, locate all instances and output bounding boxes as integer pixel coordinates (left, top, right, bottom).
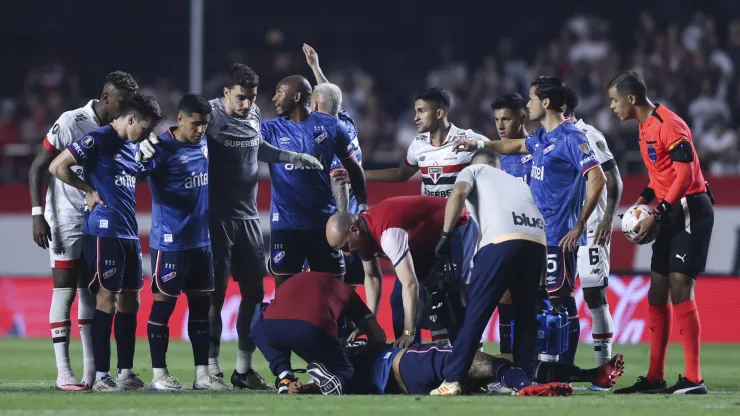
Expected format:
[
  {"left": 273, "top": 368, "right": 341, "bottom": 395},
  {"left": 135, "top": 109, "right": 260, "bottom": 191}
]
[
  {"left": 325, "top": 196, "right": 478, "bottom": 347},
  {"left": 489, "top": 92, "right": 534, "bottom": 373},
  {"left": 429, "top": 149, "right": 548, "bottom": 396},
  {"left": 250, "top": 271, "right": 386, "bottom": 395},
  {"left": 564, "top": 85, "right": 623, "bottom": 385},
  {"left": 452, "top": 77, "right": 607, "bottom": 366},
  {"left": 205, "top": 64, "right": 321, "bottom": 388},
  {"left": 48, "top": 92, "right": 162, "bottom": 392},
  {"left": 141, "top": 94, "right": 228, "bottom": 391},
  {"left": 28, "top": 71, "right": 138, "bottom": 390},
  {"left": 608, "top": 71, "right": 711, "bottom": 394},
  {"left": 261, "top": 75, "right": 366, "bottom": 286}
]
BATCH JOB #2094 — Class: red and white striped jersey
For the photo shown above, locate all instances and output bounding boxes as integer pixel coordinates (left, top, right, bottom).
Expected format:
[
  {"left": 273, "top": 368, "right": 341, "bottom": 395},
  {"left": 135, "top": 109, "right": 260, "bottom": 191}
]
[{"left": 404, "top": 124, "right": 488, "bottom": 197}]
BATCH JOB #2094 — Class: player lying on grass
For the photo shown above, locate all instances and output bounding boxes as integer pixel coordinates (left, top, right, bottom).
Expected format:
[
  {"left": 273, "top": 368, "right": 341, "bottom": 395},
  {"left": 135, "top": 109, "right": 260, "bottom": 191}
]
[
  {"left": 283, "top": 341, "right": 625, "bottom": 396},
  {"left": 250, "top": 271, "right": 386, "bottom": 395}
]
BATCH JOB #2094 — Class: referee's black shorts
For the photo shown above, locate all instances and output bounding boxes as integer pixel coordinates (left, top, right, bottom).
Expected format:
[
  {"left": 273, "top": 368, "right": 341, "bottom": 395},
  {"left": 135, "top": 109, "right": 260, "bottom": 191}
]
[{"left": 651, "top": 193, "right": 714, "bottom": 279}]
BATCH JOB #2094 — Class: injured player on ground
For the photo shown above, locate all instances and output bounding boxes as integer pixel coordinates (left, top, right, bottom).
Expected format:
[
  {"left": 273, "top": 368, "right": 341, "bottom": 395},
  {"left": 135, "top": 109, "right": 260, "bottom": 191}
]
[{"left": 283, "top": 342, "right": 624, "bottom": 396}]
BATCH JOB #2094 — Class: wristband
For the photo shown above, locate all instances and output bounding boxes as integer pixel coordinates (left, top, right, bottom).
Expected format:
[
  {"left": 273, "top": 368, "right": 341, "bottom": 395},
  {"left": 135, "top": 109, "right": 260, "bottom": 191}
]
[
  {"left": 476, "top": 140, "right": 484, "bottom": 150},
  {"left": 402, "top": 329, "right": 416, "bottom": 337},
  {"left": 640, "top": 187, "right": 656, "bottom": 204},
  {"left": 653, "top": 200, "right": 672, "bottom": 222},
  {"left": 358, "top": 203, "right": 369, "bottom": 212},
  {"left": 31, "top": 207, "right": 43, "bottom": 216}
]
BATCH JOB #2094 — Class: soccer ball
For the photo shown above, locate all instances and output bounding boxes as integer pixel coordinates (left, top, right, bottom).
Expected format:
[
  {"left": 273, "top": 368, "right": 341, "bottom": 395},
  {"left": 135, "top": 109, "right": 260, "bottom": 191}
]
[{"left": 621, "top": 204, "right": 656, "bottom": 244}]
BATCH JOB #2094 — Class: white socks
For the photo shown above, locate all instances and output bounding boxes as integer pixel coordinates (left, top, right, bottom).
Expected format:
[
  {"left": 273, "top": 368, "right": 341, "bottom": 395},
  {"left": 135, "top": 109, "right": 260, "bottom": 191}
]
[
  {"left": 590, "top": 304, "right": 614, "bottom": 366},
  {"left": 236, "top": 350, "right": 253, "bottom": 374},
  {"left": 208, "top": 357, "right": 222, "bottom": 376},
  {"left": 50, "top": 288, "right": 75, "bottom": 377},
  {"left": 77, "top": 288, "right": 96, "bottom": 385}
]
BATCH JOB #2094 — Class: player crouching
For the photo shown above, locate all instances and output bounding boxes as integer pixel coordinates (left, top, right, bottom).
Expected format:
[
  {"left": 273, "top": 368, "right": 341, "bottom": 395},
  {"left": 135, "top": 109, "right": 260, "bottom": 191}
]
[{"left": 139, "top": 94, "right": 228, "bottom": 391}]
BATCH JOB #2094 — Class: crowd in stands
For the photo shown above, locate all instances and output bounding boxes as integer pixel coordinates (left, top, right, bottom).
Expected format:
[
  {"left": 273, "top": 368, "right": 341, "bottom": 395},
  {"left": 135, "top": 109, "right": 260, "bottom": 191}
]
[{"left": 1, "top": 11, "right": 739, "bottom": 181}]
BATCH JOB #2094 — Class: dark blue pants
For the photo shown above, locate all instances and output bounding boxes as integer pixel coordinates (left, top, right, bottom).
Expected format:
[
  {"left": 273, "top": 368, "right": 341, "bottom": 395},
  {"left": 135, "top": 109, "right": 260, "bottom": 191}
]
[
  {"left": 250, "top": 317, "right": 354, "bottom": 386},
  {"left": 390, "top": 221, "right": 478, "bottom": 340},
  {"left": 444, "top": 239, "right": 545, "bottom": 382}
]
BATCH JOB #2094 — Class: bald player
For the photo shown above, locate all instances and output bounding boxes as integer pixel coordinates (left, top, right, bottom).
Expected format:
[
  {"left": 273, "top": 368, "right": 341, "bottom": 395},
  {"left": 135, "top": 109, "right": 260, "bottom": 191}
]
[{"left": 261, "top": 75, "right": 367, "bottom": 287}]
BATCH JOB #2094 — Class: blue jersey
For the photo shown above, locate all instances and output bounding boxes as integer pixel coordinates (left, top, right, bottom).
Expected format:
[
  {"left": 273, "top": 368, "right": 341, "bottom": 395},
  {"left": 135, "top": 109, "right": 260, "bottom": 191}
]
[
  {"left": 67, "top": 125, "right": 140, "bottom": 239},
  {"left": 347, "top": 346, "right": 400, "bottom": 394},
  {"left": 500, "top": 153, "right": 533, "bottom": 184},
  {"left": 144, "top": 128, "right": 210, "bottom": 251},
  {"left": 525, "top": 122, "right": 599, "bottom": 246},
  {"left": 261, "top": 112, "right": 355, "bottom": 230},
  {"left": 329, "top": 108, "right": 363, "bottom": 214}
]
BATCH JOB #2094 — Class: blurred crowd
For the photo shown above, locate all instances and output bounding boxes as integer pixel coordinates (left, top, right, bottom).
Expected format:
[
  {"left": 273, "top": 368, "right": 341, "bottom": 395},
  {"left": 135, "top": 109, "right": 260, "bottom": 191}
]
[{"left": 1, "top": 10, "right": 740, "bottom": 181}]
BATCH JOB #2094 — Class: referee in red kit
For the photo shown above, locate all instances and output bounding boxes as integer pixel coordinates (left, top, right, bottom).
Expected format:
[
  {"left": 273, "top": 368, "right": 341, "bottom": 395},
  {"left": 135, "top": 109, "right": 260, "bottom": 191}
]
[{"left": 607, "top": 71, "right": 712, "bottom": 395}]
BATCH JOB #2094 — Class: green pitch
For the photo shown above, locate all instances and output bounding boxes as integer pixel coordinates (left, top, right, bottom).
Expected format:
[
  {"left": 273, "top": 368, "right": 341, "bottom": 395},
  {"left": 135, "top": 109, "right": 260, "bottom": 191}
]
[{"left": 0, "top": 339, "right": 738, "bottom": 415}]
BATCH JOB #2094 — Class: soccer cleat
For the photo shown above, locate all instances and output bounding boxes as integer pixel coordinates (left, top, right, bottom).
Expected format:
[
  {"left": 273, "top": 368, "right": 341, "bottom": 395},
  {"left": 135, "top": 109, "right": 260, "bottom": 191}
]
[
  {"left": 487, "top": 381, "right": 514, "bottom": 395},
  {"left": 55, "top": 374, "right": 87, "bottom": 391},
  {"left": 613, "top": 376, "right": 666, "bottom": 394},
  {"left": 118, "top": 373, "right": 146, "bottom": 391},
  {"left": 307, "top": 362, "right": 343, "bottom": 395},
  {"left": 193, "top": 374, "right": 231, "bottom": 391},
  {"left": 517, "top": 382, "right": 573, "bottom": 397},
  {"left": 92, "top": 375, "right": 123, "bottom": 392},
  {"left": 150, "top": 374, "right": 183, "bottom": 391},
  {"left": 643, "top": 375, "right": 708, "bottom": 395},
  {"left": 231, "top": 369, "right": 270, "bottom": 390},
  {"left": 430, "top": 381, "right": 462, "bottom": 396},
  {"left": 591, "top": 353, "right": 625, "bottom": 390}
]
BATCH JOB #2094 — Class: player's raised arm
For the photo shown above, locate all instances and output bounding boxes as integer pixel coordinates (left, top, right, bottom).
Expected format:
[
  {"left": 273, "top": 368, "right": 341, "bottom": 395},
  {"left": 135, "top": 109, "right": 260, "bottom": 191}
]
[
  {"left": 452, "top": 136, "right": 529, "bottom": 155},
  {"left": 364, "top": 160, "right": 419, "bottom": 182},
  {"left": 303, "top": 43, "right": 329, "bottom": 85}
]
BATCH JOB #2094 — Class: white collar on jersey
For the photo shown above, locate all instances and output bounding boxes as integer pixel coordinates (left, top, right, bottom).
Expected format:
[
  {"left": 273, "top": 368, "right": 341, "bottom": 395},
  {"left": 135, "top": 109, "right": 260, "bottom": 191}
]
[
  {"left": 423, "top": 123, "right": 460, "bottom": 146},
  {"left": 83, "top": 99, "right": 102, "bottom": 126}
]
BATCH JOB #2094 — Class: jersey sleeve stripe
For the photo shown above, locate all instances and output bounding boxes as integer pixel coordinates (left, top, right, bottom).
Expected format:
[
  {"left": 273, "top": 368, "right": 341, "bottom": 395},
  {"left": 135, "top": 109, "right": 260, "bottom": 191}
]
[
  {"left": 667, "top": 137, "right": 689, "bottom": 151},
  {"left": 392, "top": 248, "right": 410, "bottom": 268},
  {"left": 65, "top": 145, "right": 81, "bottom": 163},
  {"left": 580, "top": 161, "right": 600, "bottom": 176},
  {"left": 339, "top": 149, "right": 355, "bottom": 160},
  {"left": 42, "top": 137, "right": 61, "bottom": 154}
]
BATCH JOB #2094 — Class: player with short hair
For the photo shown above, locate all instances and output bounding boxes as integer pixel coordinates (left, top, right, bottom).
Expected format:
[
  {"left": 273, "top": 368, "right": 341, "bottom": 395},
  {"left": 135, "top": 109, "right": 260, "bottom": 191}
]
[
  {"left": 430, "top": 149, "right": 548, "bottom": 396},
  {"left": 564, "top": 84, "right": 623, "bottom": 387},
  {"left": 205, "top": 64, "right": 322, "bottom": 388},
  {"left": 261, "top": 75, "right": 366, "bottom": 287},
  {"left": 325, "top": 196, "right": 477, "bottom": 348},
  {"left": 453, "top": 76, "right": 607, "bottom": 366},
  {"left": 250, "top": 271, "right": 386, "bottom": 395},
  {"left": 302, "top": 44, "right": 366, "bottom": 289},
  {"left": 28, "top": 71, "right": 138, "bottom": 390},
  {"left": 48, "top": 92, "right": 163, "bottom": 392},
  {"left": 608, "top": 71, "right": 711, "bottom": 394},
  {"left": 141, "top": 93, "right": 228, "bottom": 391}
]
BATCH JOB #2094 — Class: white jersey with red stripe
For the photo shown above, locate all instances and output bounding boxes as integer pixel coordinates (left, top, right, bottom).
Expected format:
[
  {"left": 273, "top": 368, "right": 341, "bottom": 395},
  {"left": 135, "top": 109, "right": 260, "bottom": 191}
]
[
  {"left": 404, "top": 124, "right": 488, "bottom": 198},
  {"left": 572, "top": 118, "right": 616, "bottom": 231},
  {"left": 42, "top": 100, "right": 101, "bottom": 223}
]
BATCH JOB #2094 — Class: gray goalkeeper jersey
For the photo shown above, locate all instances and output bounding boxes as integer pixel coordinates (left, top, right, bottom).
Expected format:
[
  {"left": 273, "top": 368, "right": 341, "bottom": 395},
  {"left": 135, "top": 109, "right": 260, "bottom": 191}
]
[{"left": 206, "top": 98, "right": 262, "bottom": 220}]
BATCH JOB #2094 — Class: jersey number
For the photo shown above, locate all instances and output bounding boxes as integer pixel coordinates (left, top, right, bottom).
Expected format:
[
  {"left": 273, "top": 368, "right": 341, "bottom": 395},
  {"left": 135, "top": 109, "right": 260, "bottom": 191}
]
[
  {"left": 547, "top": 254, "right": 558, "bottom": 274},
  {"left": 589, "top": 248, "right": 600, "bottom": 266}
]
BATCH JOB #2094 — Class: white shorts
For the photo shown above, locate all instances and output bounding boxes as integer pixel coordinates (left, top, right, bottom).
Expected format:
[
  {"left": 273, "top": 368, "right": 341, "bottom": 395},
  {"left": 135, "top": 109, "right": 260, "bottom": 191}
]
[
  {"left": 577, "top": 235, "right": 610, "bottom": 289},
  {"left": 47, "top": 220, "right": 85, "bottom": 269}
]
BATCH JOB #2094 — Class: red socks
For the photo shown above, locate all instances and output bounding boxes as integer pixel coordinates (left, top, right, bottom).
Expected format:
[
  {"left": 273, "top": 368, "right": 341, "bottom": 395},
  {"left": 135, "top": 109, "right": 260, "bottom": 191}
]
[
  {"left": 646, "top": 304, "right": 672, "bottom": 382},
  {"left": 674, "top": 300, "right": 702, "bottom": 383}
]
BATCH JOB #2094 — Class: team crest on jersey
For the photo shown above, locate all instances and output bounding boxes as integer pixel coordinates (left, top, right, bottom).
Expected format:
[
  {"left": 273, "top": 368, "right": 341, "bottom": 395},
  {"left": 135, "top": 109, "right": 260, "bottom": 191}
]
[
  {"left": 596, "top": 141, "right": 606, "bottom": 152},
  {"left": 82, "top": 136, "right": 94, "bottom": 148},
  {"left": 75, "top": 114, "right": 88, "bottom": 122},
  {"left": 51, "top": 124, "right": 59, "bottom": 135},
  {"left": 578, "top": 143, "right": 591, "bottom": 154},
  {"left": 428, "top": 166, "right": 443, "bottom": 183},
  {"left": 647, "top": 145, "right": 657, "bottom": 162}
]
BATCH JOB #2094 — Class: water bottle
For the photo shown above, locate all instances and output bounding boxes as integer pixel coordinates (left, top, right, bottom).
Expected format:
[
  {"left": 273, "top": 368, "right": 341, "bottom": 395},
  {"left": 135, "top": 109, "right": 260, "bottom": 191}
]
[
  {"left": 536, "top": 308, "right": 547, "bottom": 355},
  {"left": 541, "top": 309, "right": 561, "bottom": 362},
  {"left": 557, "top": 307, "right": 570, "bottom": 354}
]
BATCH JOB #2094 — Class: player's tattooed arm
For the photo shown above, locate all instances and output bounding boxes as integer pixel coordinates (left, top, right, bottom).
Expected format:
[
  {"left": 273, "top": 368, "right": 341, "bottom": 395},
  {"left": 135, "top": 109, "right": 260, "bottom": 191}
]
[
  {"left": 330, "top": 169, "right": 350, "bottom": 212},
  {"left": 49, "top": 150, "right": 106, "bottom": 210}
]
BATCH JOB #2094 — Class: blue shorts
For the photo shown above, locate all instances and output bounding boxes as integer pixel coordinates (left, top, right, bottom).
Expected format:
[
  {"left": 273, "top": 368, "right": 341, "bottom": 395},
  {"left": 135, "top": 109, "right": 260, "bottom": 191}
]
[
  {"left": 151, "top": 245, "right": 215, "bottom": 297},
  {"left": 83, "top": 235, "right": 143, "bottom": 293},
  {"left": 545, "top": 245, "right": 578, "bottom": 294},
  {"left": 398, "top": 343, "right": 453, "bottom": 395}
]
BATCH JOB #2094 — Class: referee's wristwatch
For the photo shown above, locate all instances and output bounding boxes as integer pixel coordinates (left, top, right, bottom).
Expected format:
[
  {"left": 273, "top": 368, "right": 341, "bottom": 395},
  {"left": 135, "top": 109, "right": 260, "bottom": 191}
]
[
  {"left": 653, "top": 200, "right": 672, "bottom": 222},
  {"left": 402, "top": 329, "right": 416, "bottom": 337}
]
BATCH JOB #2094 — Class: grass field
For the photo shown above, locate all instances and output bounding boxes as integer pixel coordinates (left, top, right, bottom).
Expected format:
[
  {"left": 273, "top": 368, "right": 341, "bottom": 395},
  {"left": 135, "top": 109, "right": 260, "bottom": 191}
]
[{"left": 0, "top": 339, "right": 738, "bottom": 415}]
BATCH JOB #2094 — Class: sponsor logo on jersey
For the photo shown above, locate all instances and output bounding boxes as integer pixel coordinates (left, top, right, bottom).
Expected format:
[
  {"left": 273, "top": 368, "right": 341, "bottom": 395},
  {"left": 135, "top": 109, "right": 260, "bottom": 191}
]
[
  {"left": 579, "top": 143, "right": 591, "bottom": 154},
  {"left": 423, "top": 189, "right": 452, "bottom": 198},
  {"left": 521, "top": 154, "right": 533, "bottom": 163},
  {"left": 102, "top": 268, "right": 116, "bottom": 280},
  {"left": 115, "top": 171, "right": 137, "bottom": 188},
  {"left": 161, "top": 271, "right": 177, "bottom": 283},
  {"left": 544, "top": 144, "right": 555, "bottom": 154},
  {"left": 184, "top": 172, "right": 208, "bottom": 189},
  {"left": 223, "top": 138, "right": 260, "bottom": 148},
  {"left": 201, "top": 145, "right": 208, "bottom": 159},
  {"left": 51, "top": 124, "right": 59, "bottom": 135},
  {"left": 272, "top": 250, "right": 285, "bottom": 265},
  {"left": 71, "top": 142, "right": 86, "bottom": 159},
  {"left": 179, "top": 155, "right": 189, "bottom": 164},
  {"left": 531, "top": 165, "right": 545, "bottom": 181},
  {"left": 428, "top": 166, "right": 443, "bottom": 183},
  {"left": 82, "top": 136, "right": 94, "bottom": 148},
  {"left": 114, "top": 153, "right": 123, "bottom": 162},
  {"left": 580, "top": 155, "right": 596, "bottom": 167},
  {"left": 279, "top": 137, "right": 291, "bottom": 144},
  {"left": 512, "top": 212, "right": 546, "bottom": 230},
  {"left": 315, "top": 132, "right": 328, "bottom": 144},
  {"left": 75, "top": 114, "right": 88, "bottom": 122}
]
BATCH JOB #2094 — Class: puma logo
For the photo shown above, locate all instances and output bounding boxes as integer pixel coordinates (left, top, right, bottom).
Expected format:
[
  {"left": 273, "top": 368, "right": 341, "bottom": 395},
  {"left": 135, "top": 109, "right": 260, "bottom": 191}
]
[{"left": 675, "top": 254, "right": 687, "bottom": 263}]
